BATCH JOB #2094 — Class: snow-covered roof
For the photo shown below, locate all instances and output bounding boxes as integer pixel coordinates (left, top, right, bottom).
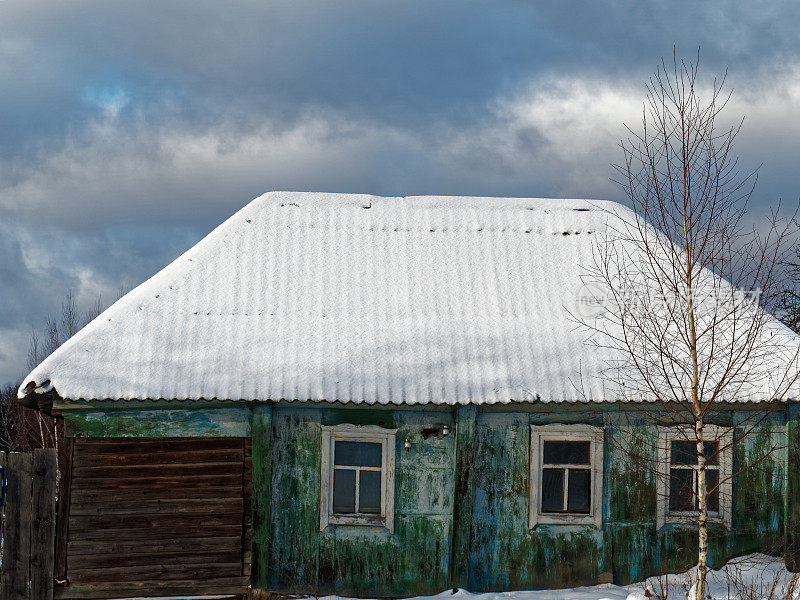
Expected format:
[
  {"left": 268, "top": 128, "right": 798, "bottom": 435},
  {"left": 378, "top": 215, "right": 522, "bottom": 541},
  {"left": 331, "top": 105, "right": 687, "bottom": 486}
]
[{"left": 18, "top": 191, "right": 800, "bottom": 405}]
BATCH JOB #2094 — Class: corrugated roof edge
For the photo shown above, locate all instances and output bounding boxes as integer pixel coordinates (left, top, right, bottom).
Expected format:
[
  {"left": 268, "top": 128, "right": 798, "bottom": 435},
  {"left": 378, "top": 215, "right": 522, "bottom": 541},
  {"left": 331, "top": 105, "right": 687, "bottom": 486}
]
[{"left": 54, "top": 395, "right": 793, "bottom": 406}]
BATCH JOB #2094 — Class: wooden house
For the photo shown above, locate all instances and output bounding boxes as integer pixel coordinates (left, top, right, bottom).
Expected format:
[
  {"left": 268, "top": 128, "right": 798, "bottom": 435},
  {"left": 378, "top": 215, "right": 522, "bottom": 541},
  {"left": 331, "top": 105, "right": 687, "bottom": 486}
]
[{"left": 18, "top": 192, "right": 800, "bottom": 598}]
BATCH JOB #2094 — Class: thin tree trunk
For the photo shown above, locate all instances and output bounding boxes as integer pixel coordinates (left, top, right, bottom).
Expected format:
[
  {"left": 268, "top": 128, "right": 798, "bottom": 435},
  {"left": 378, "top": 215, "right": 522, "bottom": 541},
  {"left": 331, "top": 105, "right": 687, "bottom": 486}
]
[
  {"left": 696, "top": 422, "right": 708, "bottom": 600},
  {"left": 37, "top": 412, "right": 45, "bottom": 448},
  {"left": 683, "top": 156, "right": 708, "bottom": 600}
]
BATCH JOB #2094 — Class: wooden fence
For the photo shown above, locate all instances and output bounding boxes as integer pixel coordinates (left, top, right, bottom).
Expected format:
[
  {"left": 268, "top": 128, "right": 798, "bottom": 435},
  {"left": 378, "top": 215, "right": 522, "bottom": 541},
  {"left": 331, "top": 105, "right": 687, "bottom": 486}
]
[{"left": 0, "top": 448, "right": 58, "bottom": 600}]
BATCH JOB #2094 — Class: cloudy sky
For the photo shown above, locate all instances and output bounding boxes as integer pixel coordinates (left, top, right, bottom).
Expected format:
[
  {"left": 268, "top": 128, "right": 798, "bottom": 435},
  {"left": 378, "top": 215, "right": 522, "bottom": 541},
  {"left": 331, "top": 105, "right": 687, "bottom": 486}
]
[{"left": 1, "top": 1, "right": 800, "bottom": 384}]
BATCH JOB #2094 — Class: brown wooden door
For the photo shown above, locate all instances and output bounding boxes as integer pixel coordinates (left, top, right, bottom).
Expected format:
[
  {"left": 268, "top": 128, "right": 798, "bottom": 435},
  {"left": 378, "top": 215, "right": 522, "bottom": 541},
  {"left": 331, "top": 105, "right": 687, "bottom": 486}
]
[{"left": 58, "top": 437, "right": 250, "bottom": 599}]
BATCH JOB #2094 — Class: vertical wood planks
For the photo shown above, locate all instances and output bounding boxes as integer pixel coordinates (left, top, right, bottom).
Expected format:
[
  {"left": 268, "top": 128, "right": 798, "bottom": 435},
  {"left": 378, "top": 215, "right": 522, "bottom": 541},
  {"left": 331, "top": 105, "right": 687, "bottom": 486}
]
[
  {"left": 449, "top": 404, "right": 477, "bottom": 588},
  {"left": 54, "top": 437, "right": 74, "bottom": 582},
  {"left": 250, "top": 405, "right": 272, "bottom": 589},
  {"left": 3, "top": 452, "right": 34, "bottom": 600},
  {"left": 0, "top": 449, "right": 58, "bottom": 600},
  {"left": 0, "top": 452, "right": 5, "bottom": 590},
  {"left": 31, "top": 449, "right": 57, "bottom": 600}
]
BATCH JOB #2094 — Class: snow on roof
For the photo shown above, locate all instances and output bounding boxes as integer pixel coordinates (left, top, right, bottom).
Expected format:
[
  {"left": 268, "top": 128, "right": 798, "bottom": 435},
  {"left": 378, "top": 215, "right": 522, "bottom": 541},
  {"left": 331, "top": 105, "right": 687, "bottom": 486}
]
[{"left": 18, "top": 191, "right": 800, "bottom": 405}]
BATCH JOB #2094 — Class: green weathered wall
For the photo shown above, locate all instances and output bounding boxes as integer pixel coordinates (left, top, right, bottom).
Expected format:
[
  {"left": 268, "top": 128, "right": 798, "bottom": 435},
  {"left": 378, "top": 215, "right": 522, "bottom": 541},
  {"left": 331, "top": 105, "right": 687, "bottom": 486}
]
[
  {"left": 60, "top": 401, "right": 799, "bottom": 593},
  {"left": 467, "top": 411, "right": 609, "bottom": 590},
  {"left": 264, "top": 406, "right": 456, "bottom": 597},
  {"left": 251, "top": 405, "right": 273, "bottom": 588},
  {"left": 63, "top": 407, "right": 251, "bottom": 437},
  {"left": 787, "top": 407, "right": 800, "bottom": 571},
  {"left": 604, "top": 421, "right": 658, "bottom": 584}
]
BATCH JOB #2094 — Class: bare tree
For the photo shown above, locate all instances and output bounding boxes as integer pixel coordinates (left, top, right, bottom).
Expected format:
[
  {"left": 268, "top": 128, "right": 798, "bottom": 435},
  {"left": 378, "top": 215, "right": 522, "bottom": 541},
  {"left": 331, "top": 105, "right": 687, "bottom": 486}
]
[
  {"left": 62, "top": 289, "right": 79, "bottom": 338},
  {"left": 85, "top": 293, "right": 104, "bottom": 324},
  {"left": 27, "top": 326, "right": 41, "bottom": 372},
  {"left": 21, "top": 287, "right": 130, "bottom": 451},
  {"left": 581, "top": 52, "right": 800, "bottom": 600},
  {"left": 777, "top": 240, "right": 800, "bottom": 333},
  {"left": 44, "top": 317, "right": 60, "bottom": 357}
]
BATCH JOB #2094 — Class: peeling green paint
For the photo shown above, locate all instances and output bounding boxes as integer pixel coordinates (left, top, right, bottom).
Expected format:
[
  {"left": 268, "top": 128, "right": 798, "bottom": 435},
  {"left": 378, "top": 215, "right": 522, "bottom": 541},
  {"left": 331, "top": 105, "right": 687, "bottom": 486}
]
[
  {"left": 606, "top": 425, "right": 657, "bottom": 523},
  {"left": 267, "top": 408, "right": 322, "bottom": 592},
  {"left": 787, "top": 413, "right": 800, "bottom": 571},
  {"left": 63, "top": 407, "right": 251, "bottom": 437},
  {"left": 451, "top": 405, "right": 477, "bottom": 588},
  {"left": 258, "top": 407, "right": 456, "bottom": 596},
  {"left": 733, "top": 426, "right": 785, "bottom": 548},
  {"left": 251, "top": 406, "right": 272, "bottom": 588},
  {"left": 62, "top": 401, "right": 800, "bottom": 593}
]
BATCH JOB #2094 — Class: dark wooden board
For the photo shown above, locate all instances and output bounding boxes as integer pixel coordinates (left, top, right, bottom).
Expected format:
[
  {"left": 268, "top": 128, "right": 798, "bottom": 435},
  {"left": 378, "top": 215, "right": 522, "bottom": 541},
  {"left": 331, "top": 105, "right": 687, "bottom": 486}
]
[
  {"left": 71, "top": 461, "right": 243, "bottom": 479},
  {"left": 73, "top": 448, "right": 244, "bottom": 467},
  {"left": 69, "top": 496, "right": 243, "bottom": 516},
  {"left": 70, "top": 483, "right": 242, "bottom": 503},
  {"left": 67, "top": 535, "right": 244, "bottom": 556},
  {"left": 54, "top": 576, "right": 249, "bottom": 599},
  {"left": 55, "top": 437, "right": 75, "bottom": 581},
  {"left": 62, "top": 437, "right": 249, "bottom": 598},
  {"left": 31, "top": 449, "right": 57, "bottom": 600},
  {"left": 2, "top": 452, "right": 34, "bottom": 600}
]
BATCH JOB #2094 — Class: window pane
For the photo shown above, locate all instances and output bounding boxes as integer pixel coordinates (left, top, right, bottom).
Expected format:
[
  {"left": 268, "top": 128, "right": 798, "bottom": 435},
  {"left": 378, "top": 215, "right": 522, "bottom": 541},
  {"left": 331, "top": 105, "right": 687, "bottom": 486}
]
[
  {"left": 671, "top": 440, "right": 719, "bottom": 466},
  {"left": 669, "top": 468, "right": 694, "bottom": 511},
  {"left": 543, "top": 441, "right": 590, "bottom": 465},
  {"left": 567, "top": 469, "right": 591, "bottom": 513},
  {"left": 359, "top": 470, "right": 382, "bottom": 514},
  {"left": 333, "top": 469, "right": 356, "bottom": 513},
  {"left": 334, "top": 441, "right": 382, "bottom": 467},
  {"left": 671, "top": 441, "right": 696, "bottom": 465},
  {"left": 707, "top": 469, "right": 719, "bottom": 512},
  {"left": 541, "top": 468, "right": 564, "bottom": 512},
  {"left": 704, "top": 442, "right": 719, "bottom": 466}
]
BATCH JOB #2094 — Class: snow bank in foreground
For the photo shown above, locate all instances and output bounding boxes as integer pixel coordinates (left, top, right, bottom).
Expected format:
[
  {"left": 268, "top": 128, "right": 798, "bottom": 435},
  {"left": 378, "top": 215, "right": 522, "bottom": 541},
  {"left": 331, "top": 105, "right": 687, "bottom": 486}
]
[
  {"left": 299, "top": 554, "right": 798, "bottom": 600},
  {"left": 106, "top": 554, "right": 798, "bottom": 600}
]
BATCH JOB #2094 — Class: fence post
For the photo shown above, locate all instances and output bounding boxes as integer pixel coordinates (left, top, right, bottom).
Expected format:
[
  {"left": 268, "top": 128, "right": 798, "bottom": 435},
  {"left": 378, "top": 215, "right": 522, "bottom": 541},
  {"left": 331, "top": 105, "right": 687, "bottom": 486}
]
[
  {"left": 31, "top": 449, "right": 57, "bottom": 600},
  {"left": 0, "top": 452, "right": 6, "bottom": 576},
  {"left": 54, "top": 436, "right": 74, "bottom": 583},
  {"left": 1, "top": 452, "right": 34, "bottom": 600}
]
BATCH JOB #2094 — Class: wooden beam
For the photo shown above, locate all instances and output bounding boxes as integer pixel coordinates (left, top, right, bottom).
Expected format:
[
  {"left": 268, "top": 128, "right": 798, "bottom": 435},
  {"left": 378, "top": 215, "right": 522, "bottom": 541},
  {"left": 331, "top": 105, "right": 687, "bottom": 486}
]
[
  {"left": 449, "top": 404, "right": 477, "bottom": 589},
  {"left": 31, "top": 448, "right": 57, "bottom": 600},
  {"left": 250, "top": 405, "right": 272, "bottom": 589},
  {"left": 54, "top": 436, "right": 74, "bottom": 582},
  {"left": 2, "top": 452, "right": 34, "bottom": 600}
]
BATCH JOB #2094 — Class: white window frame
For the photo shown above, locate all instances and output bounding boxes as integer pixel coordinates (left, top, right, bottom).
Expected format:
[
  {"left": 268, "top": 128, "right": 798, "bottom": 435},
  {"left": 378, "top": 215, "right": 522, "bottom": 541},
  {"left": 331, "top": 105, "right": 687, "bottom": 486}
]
[
  {"left": 529, "top": 424, "right": 604, "bottom": 529},
  {"left": 656, "top": 425, "right": 733, "bottom": 529},
  {"left": 320, "top": 424, "right": 397, "bottom": 532}
]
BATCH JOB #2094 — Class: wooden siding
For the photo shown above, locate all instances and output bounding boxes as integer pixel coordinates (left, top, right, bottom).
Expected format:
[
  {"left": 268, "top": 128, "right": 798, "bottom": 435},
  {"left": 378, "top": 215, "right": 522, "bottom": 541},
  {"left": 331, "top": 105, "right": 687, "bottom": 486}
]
[
  {"left": 256, "top": 406, "right": 797, "bottom": 595},
  {"left": 57, "top": 437, "right": 249, "bottom": 599},
  {"left": 58, "top": 403, "right": 800, "bottom": 595}
]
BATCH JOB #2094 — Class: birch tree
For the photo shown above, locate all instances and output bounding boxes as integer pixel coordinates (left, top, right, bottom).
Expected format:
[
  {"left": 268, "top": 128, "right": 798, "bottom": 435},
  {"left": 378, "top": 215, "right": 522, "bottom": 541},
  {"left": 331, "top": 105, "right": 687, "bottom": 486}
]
[{"left": 583, "top": 53, "right": 800, "bottom": 600}]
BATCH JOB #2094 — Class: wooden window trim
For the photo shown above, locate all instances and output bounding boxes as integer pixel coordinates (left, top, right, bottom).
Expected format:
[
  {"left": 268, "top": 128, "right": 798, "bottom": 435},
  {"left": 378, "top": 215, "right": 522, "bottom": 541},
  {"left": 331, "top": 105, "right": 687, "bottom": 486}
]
[
  {"left": 656, "top": 425, "right": 733, "bottom": 529},
  {"left": 529, "top": 424, "right": 604, "bottom": 529},
  {"left": 319, "top": 424, "right": 397, "bottom": 533}
]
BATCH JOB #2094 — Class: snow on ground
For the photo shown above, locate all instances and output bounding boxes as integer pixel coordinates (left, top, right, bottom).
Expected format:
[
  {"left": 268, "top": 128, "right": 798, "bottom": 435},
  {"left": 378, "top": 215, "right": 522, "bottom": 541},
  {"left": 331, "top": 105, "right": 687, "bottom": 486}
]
[
  {"left": 106, "top": 554, "right": 798, "bottom": 600},
  {"left": 296, "top": 554, "right": 798, "bottom": 600}
]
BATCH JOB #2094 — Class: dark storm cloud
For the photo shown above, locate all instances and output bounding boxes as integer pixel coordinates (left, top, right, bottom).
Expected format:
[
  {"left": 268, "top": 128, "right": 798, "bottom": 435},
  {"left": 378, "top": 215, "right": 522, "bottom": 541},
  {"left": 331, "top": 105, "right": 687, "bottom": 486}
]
[{"left": 1, "top": 0, "right": 800, "bottom": 382}]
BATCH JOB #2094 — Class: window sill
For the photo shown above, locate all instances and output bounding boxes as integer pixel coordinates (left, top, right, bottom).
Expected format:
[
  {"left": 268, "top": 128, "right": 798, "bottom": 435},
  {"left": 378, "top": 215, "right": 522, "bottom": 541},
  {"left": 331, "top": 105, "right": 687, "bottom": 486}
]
[
  {"left": 326, "top": 514, "right": 388, "bottom": 529},
  {"left": 530, "top": 513, "right": 601, "bottom": 528},
  {"left": 660, "top": 511, "right": 728, "bottom": 528}
]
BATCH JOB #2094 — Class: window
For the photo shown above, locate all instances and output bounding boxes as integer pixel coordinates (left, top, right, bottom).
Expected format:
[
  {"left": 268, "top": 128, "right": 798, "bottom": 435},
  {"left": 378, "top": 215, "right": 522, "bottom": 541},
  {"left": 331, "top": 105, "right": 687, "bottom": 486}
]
[
  {"left": 529, "top": 425, "right": 603, "bottom": 528},
  {"left": 656, "top": 426, "right": 733, "bottom": 529},
  {"left": 320, "top": 424, "right": 396, "bottom": 532}
]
